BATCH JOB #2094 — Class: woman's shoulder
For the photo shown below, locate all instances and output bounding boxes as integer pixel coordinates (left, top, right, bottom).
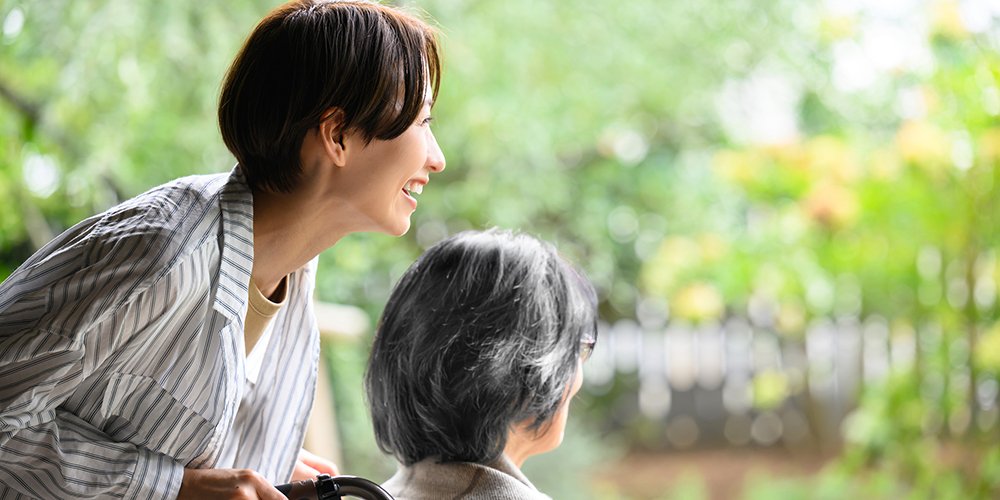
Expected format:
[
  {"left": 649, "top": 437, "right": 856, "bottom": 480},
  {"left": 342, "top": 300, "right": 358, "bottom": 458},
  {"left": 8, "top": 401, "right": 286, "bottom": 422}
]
[
  {"left": 0, "top": 171, "right": 235, "bottom": 333},
  {"left": 78, "top": 172, "right": 233, "bottom": 284},
  {"left": 382, "top": 458, "right": 552, "bottom": 500}
]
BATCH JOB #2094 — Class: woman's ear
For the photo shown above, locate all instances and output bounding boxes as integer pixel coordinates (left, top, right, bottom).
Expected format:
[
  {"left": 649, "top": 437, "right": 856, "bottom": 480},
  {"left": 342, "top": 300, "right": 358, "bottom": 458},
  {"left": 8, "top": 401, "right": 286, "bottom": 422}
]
[{"left": 319, "top": 108, "right": 348, "bottom": 167}]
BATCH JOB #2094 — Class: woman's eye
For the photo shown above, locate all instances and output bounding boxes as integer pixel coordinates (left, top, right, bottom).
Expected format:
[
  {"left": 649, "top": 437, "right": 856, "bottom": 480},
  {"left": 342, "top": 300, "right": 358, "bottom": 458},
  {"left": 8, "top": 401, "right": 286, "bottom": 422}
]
[{"left": 422, "top": 117, "right": 435, "bottom": 126}]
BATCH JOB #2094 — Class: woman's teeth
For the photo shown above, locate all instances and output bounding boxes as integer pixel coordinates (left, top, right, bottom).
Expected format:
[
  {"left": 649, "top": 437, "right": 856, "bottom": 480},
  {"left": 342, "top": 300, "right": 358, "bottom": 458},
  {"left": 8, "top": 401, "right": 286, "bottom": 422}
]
[{"left": 405, "top": 181, "right": 423, "bottom": 195}]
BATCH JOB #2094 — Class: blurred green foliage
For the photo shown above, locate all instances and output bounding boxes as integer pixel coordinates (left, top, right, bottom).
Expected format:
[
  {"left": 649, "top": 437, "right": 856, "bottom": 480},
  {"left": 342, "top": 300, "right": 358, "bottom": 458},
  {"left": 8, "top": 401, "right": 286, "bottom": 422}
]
[{"left": 2, "top": 0, "right": 1000, "bottom": 498}]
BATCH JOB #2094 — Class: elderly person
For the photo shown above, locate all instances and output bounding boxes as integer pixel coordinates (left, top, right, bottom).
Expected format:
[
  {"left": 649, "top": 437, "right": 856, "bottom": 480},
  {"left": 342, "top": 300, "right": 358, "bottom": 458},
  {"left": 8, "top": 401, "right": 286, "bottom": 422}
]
[
  {"left": 365, "top": 229, "right": 598, "bottom": 500},
  {"left": 0, "top": 1, "right": 444, "bottom": 499}
]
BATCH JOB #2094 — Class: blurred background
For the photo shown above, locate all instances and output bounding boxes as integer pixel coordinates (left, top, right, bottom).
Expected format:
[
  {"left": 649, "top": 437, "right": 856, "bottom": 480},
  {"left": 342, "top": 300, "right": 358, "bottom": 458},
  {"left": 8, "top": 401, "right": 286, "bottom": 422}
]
[{"left": 2, "top": 0, "right": 1000, "bottom": 498}]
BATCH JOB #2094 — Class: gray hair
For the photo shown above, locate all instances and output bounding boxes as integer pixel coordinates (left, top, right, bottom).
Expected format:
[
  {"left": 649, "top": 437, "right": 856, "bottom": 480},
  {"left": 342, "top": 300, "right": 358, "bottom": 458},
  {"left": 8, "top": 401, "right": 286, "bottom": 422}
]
[{"left": 364, "top": 229, "right": 597, "bottom": 465}]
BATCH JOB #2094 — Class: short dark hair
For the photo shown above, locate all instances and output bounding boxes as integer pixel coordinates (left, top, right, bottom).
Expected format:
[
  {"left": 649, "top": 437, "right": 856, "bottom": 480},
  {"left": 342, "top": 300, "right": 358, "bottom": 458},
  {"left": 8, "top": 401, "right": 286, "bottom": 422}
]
[
  {"left": 219, "top": 0, "right": 441, "bottom": 192},
  {"left": 365, "top": 229, "right": 598, "bottom": 466}
]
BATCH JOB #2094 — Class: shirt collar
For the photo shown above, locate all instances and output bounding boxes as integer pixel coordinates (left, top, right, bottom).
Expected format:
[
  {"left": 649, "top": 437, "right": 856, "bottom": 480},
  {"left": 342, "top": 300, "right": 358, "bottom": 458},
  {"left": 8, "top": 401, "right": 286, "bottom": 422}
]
[{"left": 213, "top": 165, "right": 255, "bottom": 326}]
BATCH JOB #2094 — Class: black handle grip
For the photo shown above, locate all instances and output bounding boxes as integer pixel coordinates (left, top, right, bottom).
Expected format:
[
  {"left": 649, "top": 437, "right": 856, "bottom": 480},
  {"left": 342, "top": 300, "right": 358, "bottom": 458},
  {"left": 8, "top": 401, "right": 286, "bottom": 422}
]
[
  {"left": 325, "top": 476, "right": 394, "bottom": 500},
  {"left": 275, "top": 474, "right": 394, "bottom": 500},
  {"left": 275, "top": 477, "right": 322, "bottom": 500}
]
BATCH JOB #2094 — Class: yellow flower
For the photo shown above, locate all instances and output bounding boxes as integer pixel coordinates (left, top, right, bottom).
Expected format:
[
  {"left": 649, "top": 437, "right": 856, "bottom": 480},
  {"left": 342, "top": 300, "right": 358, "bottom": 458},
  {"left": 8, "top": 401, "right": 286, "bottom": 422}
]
[
  {"left": 819, "top": 14, "right": 857, "bottom": 41},
  {"left": 654, "top": 236, "right": 702, "bottom": 270},
  {"left": 697, "top": 232, "right": 729, "bottom": 263},
  {"left": 974, "top": 323, "right": 1000, "bottom": 371},
  {"left": 805, "top": 135, "right": 861, "bottom": 183},
  {"left": 895, "top": 120, "right": 951, "bottom": 177},
  {"left": 766, "top": 142, "right": 806, "bottom": 170},
  {"left": 801, "top": 181, "right": 860, "bottom": 229},
  {"left": 776, "top": 298, "right": 807, "bottom": 337},
  {"left": 753, "top": 369, "right": 790, "bottom": 410},
  {"left": 640, "top": 236, "right": 702, "bottom": 297},
  {"left": 979, "top": 128, "right": 1000, "bottom": 163},
  {"left": 869, "top": 147, "right": 903, "bottom": 181},
  {"left": 672, "top": 282, "right": 724, "bottom": 322},
  {"left": 931, "top": 1, "right": 969, "bottom": 40},
  {"left": 713, "top": 149, "right": 762, "bottom": 185}
]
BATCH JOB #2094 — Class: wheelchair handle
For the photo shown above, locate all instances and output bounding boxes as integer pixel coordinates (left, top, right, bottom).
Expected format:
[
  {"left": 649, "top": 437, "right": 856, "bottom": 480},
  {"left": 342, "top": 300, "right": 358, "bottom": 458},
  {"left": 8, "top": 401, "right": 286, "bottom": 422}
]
[{"left": 276, "top": 474, "right": 394, "bottom": 500}]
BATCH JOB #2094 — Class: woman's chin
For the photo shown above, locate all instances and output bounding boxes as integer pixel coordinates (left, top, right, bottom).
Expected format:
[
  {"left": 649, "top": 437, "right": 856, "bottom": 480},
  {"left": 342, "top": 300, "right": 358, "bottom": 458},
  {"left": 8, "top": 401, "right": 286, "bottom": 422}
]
[
  {"left": 373, "top": 214, "right": 412, "bottom": 237},
  {"left": 387, "top": 221, "right": 411, "bottom": 237}
]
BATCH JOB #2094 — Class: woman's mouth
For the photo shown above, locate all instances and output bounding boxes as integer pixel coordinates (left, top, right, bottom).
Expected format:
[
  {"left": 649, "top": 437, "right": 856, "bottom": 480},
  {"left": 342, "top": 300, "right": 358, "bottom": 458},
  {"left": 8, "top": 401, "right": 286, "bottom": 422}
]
[
  {"left": 402, "top": 180, "right": 423, "bottom": 207},
  {"left": 403, "top": 180, "right": 423, "bottom": 196}
]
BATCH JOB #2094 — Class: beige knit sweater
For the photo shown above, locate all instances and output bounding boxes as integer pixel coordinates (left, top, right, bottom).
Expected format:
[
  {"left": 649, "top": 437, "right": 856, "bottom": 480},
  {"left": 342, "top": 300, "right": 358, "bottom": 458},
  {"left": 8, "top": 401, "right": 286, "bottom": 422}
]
[{"left": 381, "top": 454, "right": 552, "bottom": 500}]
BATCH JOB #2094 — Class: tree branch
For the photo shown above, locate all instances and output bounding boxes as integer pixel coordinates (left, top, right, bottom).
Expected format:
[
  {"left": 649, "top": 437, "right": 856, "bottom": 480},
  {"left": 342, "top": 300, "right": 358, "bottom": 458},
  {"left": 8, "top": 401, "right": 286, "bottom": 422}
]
[
  {"left": 0, "top": 74, "right": 82, "bottom": 159},
  {"left": 0, "top": 75, "right": 41, "bottom": 122}
]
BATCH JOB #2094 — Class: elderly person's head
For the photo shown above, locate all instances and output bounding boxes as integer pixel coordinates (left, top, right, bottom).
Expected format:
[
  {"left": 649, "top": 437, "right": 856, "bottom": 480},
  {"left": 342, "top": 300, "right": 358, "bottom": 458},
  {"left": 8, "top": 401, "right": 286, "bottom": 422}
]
[{"left": 365, "top": 229, "right": 597, "bottom": 469}]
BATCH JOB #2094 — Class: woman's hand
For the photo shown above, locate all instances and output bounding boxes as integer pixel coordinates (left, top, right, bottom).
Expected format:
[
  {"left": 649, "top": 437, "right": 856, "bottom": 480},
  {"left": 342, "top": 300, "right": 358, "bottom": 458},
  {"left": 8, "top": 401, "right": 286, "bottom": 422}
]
[
  {"left": 290, "top": 448, "right": 340, "bottom": 481},
  {"left": 178, "top": 468, "right": 286, "bottom": 500}
]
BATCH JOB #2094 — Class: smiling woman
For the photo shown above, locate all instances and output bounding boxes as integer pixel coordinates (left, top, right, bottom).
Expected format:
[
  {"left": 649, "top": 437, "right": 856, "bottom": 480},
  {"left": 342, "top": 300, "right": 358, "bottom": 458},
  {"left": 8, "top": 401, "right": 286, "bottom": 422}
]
[{"left": 0, "top": 2, "right": 447, "bottom": 500}]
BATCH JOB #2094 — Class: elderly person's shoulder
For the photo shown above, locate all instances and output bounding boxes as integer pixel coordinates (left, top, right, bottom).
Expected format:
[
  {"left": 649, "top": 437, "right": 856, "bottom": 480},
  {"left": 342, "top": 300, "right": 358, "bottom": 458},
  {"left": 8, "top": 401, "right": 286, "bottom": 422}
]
[{"left": 383, "top": 454, "right": 553, "bottom": 500}]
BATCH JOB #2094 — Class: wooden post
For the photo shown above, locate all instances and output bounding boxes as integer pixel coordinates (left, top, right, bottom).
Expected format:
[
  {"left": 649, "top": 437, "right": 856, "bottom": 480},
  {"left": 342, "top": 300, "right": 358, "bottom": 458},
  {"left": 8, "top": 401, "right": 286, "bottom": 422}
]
[{"left": 303, "top": 301, "right": 371, "bottom": 469}]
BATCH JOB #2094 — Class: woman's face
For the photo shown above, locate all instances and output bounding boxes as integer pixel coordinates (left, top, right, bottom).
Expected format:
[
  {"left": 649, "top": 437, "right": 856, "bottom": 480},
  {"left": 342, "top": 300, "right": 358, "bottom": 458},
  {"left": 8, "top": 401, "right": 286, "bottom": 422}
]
[{"left": 338, "top": 98, "right": 446, "bottom": 236}]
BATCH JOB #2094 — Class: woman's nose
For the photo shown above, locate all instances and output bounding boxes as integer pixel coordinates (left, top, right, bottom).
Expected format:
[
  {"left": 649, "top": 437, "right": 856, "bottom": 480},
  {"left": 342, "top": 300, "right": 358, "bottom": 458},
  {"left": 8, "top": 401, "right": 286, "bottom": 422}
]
[{"left": 426, "top": 130, "right": 446, "bottom": 173}]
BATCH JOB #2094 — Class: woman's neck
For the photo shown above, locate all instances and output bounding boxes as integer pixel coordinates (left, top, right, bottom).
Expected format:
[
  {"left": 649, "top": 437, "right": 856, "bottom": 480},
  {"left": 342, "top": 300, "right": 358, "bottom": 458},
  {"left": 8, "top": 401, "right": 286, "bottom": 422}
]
[
  {"left": 249, "top": 183, "right": 350, "bottom": 296},
  {"left": 247, "top": 127, "right": 386, "bottom": 295}
]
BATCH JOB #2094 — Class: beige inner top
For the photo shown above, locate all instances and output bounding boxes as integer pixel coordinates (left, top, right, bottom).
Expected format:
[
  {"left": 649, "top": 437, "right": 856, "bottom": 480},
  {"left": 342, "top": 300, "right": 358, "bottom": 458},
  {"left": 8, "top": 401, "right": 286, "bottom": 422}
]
[{"left": 244, "top": 275, "right": 287, "bottom": 356}]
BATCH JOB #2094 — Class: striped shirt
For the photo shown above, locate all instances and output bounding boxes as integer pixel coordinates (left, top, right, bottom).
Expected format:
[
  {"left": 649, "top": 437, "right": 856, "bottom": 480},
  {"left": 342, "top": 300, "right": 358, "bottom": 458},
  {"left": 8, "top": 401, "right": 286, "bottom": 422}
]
[{"left": 0, "top": 167, "right": 320, "bottom": 500}]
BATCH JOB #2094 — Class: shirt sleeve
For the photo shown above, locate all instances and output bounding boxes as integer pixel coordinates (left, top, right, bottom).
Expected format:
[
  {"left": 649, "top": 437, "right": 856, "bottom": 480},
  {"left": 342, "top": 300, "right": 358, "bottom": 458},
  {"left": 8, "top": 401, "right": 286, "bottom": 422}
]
[
  {"left": 0, "top": 211, "right": 189, "bottom": 500},
  {"left": 0, "top": 327, "right": 185, "bottom": 500}
]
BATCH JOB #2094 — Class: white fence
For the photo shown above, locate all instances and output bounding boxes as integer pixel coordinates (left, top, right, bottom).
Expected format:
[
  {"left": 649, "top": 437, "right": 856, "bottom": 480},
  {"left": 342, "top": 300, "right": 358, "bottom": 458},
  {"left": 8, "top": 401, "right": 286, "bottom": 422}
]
[{"left": 583, "top": 314, "right": 999, "bottom": 450}]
